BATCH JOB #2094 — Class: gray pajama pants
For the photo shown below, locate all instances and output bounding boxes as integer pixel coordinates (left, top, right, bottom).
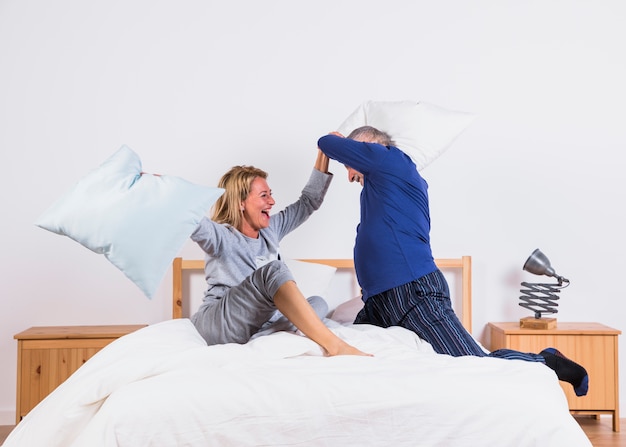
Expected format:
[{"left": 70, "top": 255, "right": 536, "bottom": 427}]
[{"left": 191, "top": 260, "right": 328, "bottom": 345}]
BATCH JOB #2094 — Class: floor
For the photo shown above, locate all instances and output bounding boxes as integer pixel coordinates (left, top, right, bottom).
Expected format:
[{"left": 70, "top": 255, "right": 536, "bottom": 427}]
[
  {"left": 574, "top": 416, "right": 624, "bottom": 447},
  {"left": 0, "top": 425, "right": 13, "bottom": 445},
  {"left": 0, "top": 417, "right": 624, "bottom": 446}
]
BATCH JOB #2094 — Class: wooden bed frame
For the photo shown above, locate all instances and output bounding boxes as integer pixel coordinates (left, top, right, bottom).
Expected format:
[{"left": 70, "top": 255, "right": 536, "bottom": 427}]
[{"left": 172, "top": 256, "right": 473, "bottom": 333}]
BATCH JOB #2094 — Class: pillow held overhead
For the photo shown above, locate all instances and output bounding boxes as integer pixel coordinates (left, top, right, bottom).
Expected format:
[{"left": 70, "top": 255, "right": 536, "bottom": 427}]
[
  {"left": 35, "top": 145, "right": 224, "bottom": 299},
  {"left": 337, "top": 100, "right": 475, "bottom": 170}
]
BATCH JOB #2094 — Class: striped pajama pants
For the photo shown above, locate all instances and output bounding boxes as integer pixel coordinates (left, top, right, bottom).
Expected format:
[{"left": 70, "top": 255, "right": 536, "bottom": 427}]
[{"left": 354, "top": 269, "right": 545, "bottom": 363}]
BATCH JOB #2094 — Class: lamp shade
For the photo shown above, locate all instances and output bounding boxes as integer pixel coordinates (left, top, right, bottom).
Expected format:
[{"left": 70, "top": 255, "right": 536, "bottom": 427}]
[{"left": 523, "top": 249, "right": 558, "bottom": 278}]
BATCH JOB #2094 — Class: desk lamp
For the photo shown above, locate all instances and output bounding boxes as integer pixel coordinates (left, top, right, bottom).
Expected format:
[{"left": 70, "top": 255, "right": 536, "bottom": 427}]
[{"left": 519, "top": 248, "right": 570, "bottom": 329}]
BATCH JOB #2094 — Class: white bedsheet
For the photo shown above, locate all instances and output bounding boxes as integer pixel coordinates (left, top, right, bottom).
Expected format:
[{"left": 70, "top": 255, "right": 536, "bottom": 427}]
[{"left": 5, "top": 319, "right": 591, "bottom": 447}]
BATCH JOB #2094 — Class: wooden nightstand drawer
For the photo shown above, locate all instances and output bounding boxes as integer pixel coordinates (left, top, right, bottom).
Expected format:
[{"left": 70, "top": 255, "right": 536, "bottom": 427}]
[
  {"left": 488, "top": 322, "right": 621, "bottom": 432},
  {"left": 14, "top": 324, "right": 146, "bottom": 423}
]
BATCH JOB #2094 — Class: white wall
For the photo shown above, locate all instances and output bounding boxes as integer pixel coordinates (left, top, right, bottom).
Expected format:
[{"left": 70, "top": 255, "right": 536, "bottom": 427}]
[{"left": 1, "top": 0, "right": 625, "bottom": 424}]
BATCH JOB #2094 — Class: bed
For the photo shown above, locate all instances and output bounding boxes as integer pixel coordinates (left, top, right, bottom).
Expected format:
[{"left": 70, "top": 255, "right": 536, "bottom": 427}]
[{"left": 4, "top": 256, "right": 592, "bottom": 447}]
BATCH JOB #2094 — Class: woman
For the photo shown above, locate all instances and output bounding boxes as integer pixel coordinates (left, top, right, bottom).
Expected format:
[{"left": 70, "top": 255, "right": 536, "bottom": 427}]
[{"left": 190, "top": 149, "right": 370, "bottom": 357}]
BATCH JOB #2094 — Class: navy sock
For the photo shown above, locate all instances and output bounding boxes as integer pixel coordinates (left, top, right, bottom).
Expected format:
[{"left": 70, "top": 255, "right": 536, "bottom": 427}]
[{"left": 540, "top": 348, "right": 589, "bottom": 397}]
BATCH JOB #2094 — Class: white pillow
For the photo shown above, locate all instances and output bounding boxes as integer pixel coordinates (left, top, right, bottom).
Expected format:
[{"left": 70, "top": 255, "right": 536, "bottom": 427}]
[
  {"left": 283, "top": 259, "right": 337, "bottom": 299},
  {"left": 35, "top": 145, "right": 224, "bottom": 299},
  {"left": 337, "top": 100, "right": 475, "bottom": 170},
  {"left": 329, "top": 296, "right": 364, "bottom": 324}
]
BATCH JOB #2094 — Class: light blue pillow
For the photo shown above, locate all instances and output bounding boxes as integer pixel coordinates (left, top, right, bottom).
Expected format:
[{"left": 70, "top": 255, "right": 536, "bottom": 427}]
[{"left": 35, "top": 145, "right": 224, "bottom": 299}]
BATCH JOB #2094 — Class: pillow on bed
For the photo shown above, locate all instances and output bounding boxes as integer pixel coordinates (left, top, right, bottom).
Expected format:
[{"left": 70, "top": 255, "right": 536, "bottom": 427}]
[
  {"left": 337, "top": 100, "right": 475, "bottom": 170},
  {"left": 35, "top": 145, "right": 224, "bottom": 299},
  {"left": 283, "top": 259, "right": 337, "bottom": 299},
  {"left": 329, "top": 296, "right": 364, "bottom": 324}
]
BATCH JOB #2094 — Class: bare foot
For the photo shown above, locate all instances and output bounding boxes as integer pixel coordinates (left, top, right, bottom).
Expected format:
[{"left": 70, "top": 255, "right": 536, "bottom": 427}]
[{"left": 324, "top": 339, "right": 373, "bottom": 357}]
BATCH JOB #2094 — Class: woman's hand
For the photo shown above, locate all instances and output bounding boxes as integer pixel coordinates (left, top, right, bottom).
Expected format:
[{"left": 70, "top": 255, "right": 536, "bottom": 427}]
[
  {"left": 314, "top": 149, "right": 330, "bottom": 173},
  {"left": 314, "top": 131, "right": 344, "bottom": 173}
]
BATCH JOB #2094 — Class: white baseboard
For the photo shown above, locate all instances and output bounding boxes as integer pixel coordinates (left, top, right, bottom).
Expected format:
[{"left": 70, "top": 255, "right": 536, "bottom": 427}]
[{"left": 0, "top": 408, "right": 15, "bottom": 425}]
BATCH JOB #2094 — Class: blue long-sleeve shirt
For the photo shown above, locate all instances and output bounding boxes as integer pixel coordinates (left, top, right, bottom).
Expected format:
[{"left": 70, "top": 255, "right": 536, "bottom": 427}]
[{"left": 318, "top": 134, "right": 437, "bottom": 300}]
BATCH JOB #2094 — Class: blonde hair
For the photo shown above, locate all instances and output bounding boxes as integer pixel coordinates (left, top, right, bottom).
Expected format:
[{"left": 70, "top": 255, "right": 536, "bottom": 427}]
[{"left": 212, "top": 165, "right": 268, "bottom": 231}]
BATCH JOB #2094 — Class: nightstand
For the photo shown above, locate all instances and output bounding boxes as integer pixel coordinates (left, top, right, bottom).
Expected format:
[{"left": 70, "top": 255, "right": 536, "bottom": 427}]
[
  {"left": 14, "top": 324, "right": 146, "bottom": 423},
  {"left": 488, "top": 322, "right": 621, "bottom": 432}
]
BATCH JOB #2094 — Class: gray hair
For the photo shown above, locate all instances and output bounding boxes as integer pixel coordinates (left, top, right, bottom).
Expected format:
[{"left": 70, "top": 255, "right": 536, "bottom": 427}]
[{"left": 347, "top": 126, "right": 396, "bottom": 147}]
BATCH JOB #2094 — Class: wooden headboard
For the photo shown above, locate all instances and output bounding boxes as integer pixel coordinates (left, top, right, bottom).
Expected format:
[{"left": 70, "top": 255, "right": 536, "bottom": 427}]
[{"left": 172, "top": 256, "right": 472, "bottom": 333}]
